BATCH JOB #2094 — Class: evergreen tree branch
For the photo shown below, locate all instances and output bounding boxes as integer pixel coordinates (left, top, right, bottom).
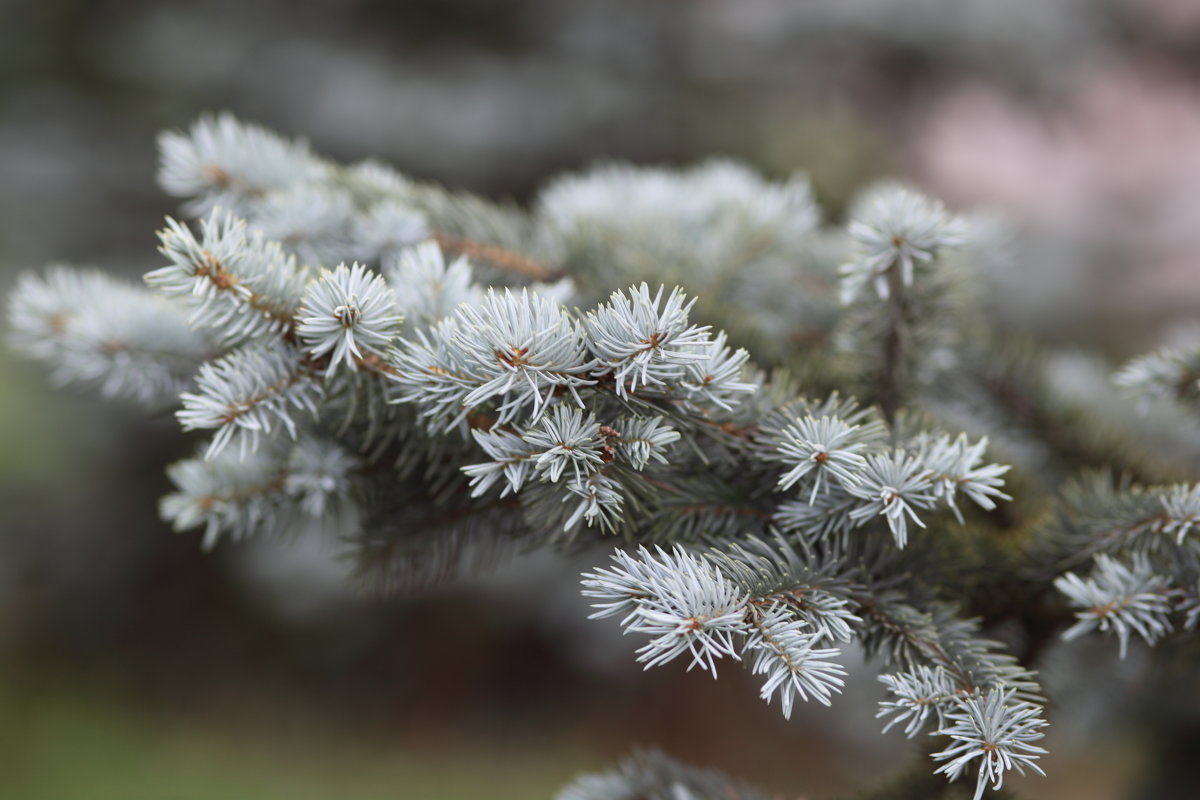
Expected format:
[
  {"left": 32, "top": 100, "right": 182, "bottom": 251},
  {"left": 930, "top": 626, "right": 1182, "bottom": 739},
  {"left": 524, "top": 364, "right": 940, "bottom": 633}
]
[
  {"left": 556, "top": 749, "right": 778, "bottom": 800},
  {"left": 8, "top": 114, "right": 1116, "bottom": 800}
]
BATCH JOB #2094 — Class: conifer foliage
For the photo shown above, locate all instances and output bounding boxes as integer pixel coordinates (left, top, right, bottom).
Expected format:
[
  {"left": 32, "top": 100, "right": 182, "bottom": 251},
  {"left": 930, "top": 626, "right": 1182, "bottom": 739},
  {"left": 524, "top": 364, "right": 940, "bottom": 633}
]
[{"left": 9, "top": 113, "right": 1200, "bottom": 799}]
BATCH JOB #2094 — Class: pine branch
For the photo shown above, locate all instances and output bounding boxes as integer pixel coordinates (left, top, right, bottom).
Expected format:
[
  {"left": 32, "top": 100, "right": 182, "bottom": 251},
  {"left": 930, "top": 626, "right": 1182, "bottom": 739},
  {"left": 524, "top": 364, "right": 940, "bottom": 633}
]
[
  {"left": 1056, "top": 553, "right": 1175, "bottom": 658},
  {"left": 161, "top": 438, "right": 357, "bottom": 550},
  {"left": 879, "top": 262, "right": 912, "bottom": 421},
  {"left": 1117, "top": 343, "right": 1200, "bottom": 412},
  {"left": 148, "top": 212, "right": 308, "bottom": 344},
  {"left": 7, "top": 267, "right": 215, "bottom": 406},
  {"left": 557, "top": 749, "right": 778, "bottom": 800},
  {"left": 9, "top": 114, "right": 1120, "bottom": 800},
  {"left": 582, "top": 543, "right": 851, "bottom": 715},
  {"left": 836, "top": 184, "right": 966, "bottom": 418},
  {"left": 178, "top": 342, "right": 321, "bottom": 458}
]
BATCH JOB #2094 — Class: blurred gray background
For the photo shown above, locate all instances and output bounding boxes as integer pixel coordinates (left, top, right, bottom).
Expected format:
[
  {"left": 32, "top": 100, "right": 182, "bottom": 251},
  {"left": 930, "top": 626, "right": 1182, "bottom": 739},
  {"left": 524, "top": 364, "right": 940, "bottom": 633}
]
[{"left": 3, "top": 1, "right": 1199, "bottom": 798}]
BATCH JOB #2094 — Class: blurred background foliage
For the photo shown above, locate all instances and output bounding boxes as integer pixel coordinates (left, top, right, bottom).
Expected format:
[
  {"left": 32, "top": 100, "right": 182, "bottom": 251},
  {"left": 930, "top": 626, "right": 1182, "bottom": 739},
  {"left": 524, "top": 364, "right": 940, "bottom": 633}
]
[{"left": 3, "top": 0, "right": 1200, "bottom": 797}]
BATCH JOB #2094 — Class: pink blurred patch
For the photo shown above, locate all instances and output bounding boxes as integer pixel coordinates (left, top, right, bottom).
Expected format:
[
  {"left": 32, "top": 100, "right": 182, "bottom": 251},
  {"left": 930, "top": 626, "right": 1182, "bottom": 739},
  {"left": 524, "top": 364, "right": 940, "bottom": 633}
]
[{"left": 915, "top": 62, "right": 1200, "bottom": 314}]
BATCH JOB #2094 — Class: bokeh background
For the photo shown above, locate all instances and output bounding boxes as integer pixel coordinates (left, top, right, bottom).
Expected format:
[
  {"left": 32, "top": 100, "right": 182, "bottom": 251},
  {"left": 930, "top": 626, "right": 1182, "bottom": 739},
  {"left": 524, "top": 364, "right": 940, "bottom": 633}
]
[{"left": 3, "top": 1, "right": 1200, "bottom": 798}]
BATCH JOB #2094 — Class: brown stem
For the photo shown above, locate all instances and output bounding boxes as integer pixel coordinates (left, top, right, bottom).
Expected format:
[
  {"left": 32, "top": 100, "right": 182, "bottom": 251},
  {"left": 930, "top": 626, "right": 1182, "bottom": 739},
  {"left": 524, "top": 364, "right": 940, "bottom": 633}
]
[
  {"left": 856, "top": 595, "right": 979, "bottom": 693},
  {"left": 879, "top": 262, "right": 909, "bottom": 422},
  {"left": 432, "top": 233, "right": 564, "bottom": 282},
  {"left": 672, "top": 502, "right": 773, "bottom": 521},
  {"left": 196, "top": 471, "right": 288, "bottom": 511},
  {"left": 219, "top": 358, "right": 314, "bottom": 425},
  {"left": 196, "top": 249, "right": 298, "bottom": 340}
]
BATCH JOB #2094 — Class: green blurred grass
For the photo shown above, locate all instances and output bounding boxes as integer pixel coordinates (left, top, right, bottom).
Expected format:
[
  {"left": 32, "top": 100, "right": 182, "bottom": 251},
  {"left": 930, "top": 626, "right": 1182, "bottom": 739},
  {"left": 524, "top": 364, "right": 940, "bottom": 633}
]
[{"left": 2, "top": 678, "right": 577, "bottom": 800}]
